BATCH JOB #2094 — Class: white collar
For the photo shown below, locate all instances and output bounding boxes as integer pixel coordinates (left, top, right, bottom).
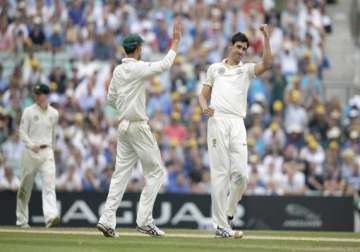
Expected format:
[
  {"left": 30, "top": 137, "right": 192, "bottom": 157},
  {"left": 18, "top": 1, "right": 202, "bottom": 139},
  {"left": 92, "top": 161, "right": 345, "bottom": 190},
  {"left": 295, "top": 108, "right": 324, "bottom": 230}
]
[
  {"left": 122, "top": 58, "right": 138, "bottom": 63},
  {"left": 222, "top": 58, "right": 243, "bottom": 67}
]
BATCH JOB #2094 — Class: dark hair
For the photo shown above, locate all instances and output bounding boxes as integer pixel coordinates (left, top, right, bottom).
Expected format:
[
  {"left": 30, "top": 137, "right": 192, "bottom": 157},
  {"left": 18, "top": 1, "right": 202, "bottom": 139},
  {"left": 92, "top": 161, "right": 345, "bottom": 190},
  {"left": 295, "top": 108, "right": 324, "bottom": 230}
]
[
  {"left": 124, "top": 45, "right": 139, "bottom": 54},
  {"left": 231, "top": 32, "right": 249, "bottom": 48}
]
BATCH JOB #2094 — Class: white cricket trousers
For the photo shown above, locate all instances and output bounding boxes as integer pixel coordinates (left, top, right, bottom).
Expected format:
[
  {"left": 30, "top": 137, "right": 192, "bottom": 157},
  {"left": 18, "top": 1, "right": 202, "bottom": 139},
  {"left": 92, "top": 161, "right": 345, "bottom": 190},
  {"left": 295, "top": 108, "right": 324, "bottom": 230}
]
[
  {"left": 16, "top": 148, "right": 58, "bottom": 226},
  {"left": 207, "top": 115, "right": 249, "bottom": 229},
  {"left": 99, "top": 121, "right": 165, "bottom": 229}
]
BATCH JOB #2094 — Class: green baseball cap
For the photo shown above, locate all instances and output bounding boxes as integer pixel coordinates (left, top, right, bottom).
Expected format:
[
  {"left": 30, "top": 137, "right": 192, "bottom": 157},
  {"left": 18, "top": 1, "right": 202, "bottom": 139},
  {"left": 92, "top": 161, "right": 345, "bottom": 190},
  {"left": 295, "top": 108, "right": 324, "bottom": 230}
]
[
  {"left": 33, "top": 83, "right": 50, "bottom": 95},
  {"left": 122, "top": 34, "right": 144, "bottom": 51}
]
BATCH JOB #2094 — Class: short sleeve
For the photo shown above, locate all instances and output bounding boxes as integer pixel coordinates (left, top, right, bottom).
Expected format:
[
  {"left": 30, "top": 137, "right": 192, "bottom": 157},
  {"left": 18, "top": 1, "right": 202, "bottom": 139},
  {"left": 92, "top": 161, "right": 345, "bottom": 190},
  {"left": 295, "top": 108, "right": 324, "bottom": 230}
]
[
  {"left": 203, "top": 64, "right": 215, "bottom": 87},
  {"left": 246, "top": 63, "right": 256, "bottom": 80}
]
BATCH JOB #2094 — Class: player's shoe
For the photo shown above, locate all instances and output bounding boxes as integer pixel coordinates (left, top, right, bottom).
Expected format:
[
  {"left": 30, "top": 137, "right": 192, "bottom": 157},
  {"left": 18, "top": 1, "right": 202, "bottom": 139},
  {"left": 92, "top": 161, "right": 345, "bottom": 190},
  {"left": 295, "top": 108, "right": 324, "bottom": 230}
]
[
  {"left": 17, "top": 223, "right": 31, "bottom": 228},
  {"left": 136, "top": 224, "right": 165, "bottom": 237},
  {"left": 215, "top": 226, "right": 243, "bottom": 239},
  {"left": 227, "top": 216, "right": 234, "bottom": 228},
  {"left": 96, "top": 223, "right": 119, "bottom": 238},
  {"left": 46, "top": 216, "right": 60, "bottom": 228}
]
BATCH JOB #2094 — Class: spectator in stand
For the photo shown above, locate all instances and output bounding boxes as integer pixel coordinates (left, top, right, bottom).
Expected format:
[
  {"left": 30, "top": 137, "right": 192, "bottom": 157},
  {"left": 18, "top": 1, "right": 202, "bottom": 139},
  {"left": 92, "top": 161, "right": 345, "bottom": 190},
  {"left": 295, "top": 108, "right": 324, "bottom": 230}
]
[
  {"left": 300, "top": 136, "right": 325, "bottom": 176},
  {"left": 82, "top": 168, "right": 100, "bottom": 192},
  {"left": 48, "top": 24, "right": 64, "bottom": 52},
  {"left": 263, "top": 121, "right": 286, "bottom": 150},
  {"left": 164, "top": 112, "right": 187, "bottom": 145},
  {"left": 56, "top": 161, "right": 82, "bottom": 192},
  {"left": 99, "top": 167, "right": 113, "bottom": 192},
  {"left": 167, "top": 160, "right": 189, "bottom": 193},
  {"left": 263, "top": 145, "right": 284, "bottom": 176},
  {"left": 0, "top": 18, "right": 13, "bottom": 52},
  {"left": 29, "top": 18, "right": 45, "bottom": 49},
  {"left": 308, "top": 103, "right": 329, "bottom": 143},
  {"left": 147, "top": 78, "right": 173, "bottom": 117},
  {"left": 284, "top": 90, "right": 308, "bottom": 132},
  {"left": 0, "top": 164, "right": 20, "bottom": 191},
  {"left": 282, "top": 166, "right": 307, "bottom": 195},
  {"left": 323, "top": 169, "right": 345, "bottom": 197},
  {"left": 270, "top": 64, "right": 287, "bottom": 104},
  {"left": 68, "top": 0, "right": 85, "bottom": 26},
  {"left": 247, "top": 154, "right": 267, "bottom": 195}
]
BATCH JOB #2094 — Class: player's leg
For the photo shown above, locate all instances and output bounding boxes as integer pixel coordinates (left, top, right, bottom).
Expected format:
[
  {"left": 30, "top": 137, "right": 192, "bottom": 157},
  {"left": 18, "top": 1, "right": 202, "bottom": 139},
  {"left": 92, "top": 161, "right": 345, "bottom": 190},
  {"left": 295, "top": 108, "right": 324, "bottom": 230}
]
[
  {"left": 227, "top": 118, "right": 248, "bottom": 220},
  {"left": 98, "top": 133, "right": 137, "bottom": 232},
  {"left": 39, "top": 149, "right": 59, "bottom": 227},
  {"left": 207, "top": 117, "right": 231, "bottom": 230},
  {"left": 131, "top": 123, "right": 165, "bottom": 236},
  {"left": 16, "top": 150, "right": 37, "bottom": 227}
]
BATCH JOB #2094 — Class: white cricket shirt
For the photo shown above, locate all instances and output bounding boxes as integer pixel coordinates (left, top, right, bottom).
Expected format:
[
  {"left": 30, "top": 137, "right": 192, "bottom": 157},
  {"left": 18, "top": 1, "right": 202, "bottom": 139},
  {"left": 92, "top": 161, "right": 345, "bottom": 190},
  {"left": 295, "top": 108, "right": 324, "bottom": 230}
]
[
  {"left": 19, "top": 103, "right": 59, "bottom": 149},
  {"left": 107, "top": 50, "right": 177, "bottom": 121},
  {"left": 204, "top": 60, "right": 256, "bottom": 118}
]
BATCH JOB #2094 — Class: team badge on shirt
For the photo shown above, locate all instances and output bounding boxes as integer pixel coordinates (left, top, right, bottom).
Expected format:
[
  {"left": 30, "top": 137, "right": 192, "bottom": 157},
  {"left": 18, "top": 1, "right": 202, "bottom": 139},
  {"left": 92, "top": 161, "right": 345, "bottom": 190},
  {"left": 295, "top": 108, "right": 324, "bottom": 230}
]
[{"left": 33, "top": 115, "right": 39, "bottom": 121}]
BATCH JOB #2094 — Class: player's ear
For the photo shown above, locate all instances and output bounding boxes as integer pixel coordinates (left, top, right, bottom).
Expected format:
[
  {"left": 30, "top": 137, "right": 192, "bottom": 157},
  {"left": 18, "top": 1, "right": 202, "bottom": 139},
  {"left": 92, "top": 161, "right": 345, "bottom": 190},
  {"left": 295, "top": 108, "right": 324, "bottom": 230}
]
[{"left": 136, "top": 45, "right": 142, "bottom": 58}]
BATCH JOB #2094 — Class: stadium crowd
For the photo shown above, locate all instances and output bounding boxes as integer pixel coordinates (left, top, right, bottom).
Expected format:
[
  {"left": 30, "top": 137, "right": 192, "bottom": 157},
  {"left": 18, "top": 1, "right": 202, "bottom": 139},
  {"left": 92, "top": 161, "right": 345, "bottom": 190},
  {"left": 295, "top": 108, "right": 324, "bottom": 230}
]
[{"left": 0, "top": 0, "right": 359, "bottom": 198}]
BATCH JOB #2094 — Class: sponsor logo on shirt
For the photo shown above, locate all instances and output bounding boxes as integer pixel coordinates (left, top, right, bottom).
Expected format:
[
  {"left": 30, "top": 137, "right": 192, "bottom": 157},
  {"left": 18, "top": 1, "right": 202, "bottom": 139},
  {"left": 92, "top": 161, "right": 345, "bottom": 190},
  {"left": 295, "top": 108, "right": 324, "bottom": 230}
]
[{"left": 212, "top": 138, "right": 216, "bottom": 148}]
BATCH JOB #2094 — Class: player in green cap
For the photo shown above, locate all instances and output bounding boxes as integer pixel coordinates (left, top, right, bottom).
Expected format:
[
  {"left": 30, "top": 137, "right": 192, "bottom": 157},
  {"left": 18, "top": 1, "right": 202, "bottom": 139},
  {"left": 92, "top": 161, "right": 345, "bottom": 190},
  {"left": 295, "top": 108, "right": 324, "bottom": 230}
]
[
  {"left": 16, "top": 83, "right": 60, "bottom": 228},
  {"left": 97, "top": 21, "right": 183, "bottom": 238}
]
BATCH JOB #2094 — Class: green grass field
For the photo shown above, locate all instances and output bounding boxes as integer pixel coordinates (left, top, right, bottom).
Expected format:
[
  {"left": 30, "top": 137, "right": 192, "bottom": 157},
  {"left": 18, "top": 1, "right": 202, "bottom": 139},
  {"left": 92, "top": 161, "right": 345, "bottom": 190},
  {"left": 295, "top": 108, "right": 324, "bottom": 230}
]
[{"left": 0, "top": 227, "right": 359, "bottom": 252}]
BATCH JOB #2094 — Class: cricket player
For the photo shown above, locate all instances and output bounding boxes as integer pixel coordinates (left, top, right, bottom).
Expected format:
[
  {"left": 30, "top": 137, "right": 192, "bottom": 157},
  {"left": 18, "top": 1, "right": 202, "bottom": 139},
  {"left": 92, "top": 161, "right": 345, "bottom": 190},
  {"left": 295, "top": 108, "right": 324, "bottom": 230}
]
[
  {"left": 96, "top": 21, "right": 182, "bottom": 238},
  {"left": 16, "top": 83, "right": 60, "bottom": 228},
  {"left": 199, "top": 24, "right": 272, "bottom": 238}
]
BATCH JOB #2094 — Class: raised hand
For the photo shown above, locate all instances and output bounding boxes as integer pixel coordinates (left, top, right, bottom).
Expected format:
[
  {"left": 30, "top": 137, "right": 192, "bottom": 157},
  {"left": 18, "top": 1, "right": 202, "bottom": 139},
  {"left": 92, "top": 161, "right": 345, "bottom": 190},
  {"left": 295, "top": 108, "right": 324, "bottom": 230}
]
[
  {"left": 259, "top": 24, "right": 269, "bottom": 38},
  {"left": 171, "top": 20, "right": 183, "bottom": 51},
  {"left": 172, "top": 20, "right": 183, "bottom": 42}
]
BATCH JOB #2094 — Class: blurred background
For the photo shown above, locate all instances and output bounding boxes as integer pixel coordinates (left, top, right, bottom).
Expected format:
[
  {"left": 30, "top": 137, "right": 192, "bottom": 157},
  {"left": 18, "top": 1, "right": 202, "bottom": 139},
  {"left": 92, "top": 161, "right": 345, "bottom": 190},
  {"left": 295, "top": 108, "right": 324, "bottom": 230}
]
[{"left": 0, "top": 0, "right": 359, "bottom": 230}]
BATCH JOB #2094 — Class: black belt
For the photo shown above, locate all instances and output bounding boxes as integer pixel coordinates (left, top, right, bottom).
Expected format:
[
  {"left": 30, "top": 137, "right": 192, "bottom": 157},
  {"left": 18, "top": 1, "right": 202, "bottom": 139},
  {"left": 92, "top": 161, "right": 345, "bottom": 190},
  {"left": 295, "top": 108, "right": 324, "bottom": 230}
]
[{"left": 39, "top": 145, "right": 48, "bottom": 149}]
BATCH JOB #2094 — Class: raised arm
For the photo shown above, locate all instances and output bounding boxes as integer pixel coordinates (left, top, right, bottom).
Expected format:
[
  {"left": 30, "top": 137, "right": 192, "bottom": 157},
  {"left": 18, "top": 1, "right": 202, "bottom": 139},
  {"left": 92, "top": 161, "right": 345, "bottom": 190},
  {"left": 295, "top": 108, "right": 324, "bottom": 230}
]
[
  {"left": 139, "top": 21, "right": 183, "bottom": 77},
  {"left": 255, "top": 24, "right": 273, "bottom": 76}
]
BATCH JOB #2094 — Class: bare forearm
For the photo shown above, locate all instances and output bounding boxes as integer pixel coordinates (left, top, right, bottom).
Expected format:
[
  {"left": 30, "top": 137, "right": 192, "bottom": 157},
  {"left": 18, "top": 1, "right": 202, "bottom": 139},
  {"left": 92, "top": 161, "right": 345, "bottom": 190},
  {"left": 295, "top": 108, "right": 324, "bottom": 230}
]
[
  {"left": 198, "top": 94, "right": 209, "bottom": 110},
  {"left": 255, "top": 25, "right": 273, "bottom": 76},
  {"left": 170, "top": 39, "right": 179, "bottom": 52},
  {"left": 262, "top": 35, "right": 272, "bottom": 68}
]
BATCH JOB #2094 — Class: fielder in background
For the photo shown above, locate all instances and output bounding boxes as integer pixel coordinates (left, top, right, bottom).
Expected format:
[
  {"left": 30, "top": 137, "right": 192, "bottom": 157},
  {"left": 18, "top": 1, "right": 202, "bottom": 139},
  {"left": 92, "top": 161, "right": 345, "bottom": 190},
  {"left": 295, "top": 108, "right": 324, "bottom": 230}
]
[
  {"left": 96, "top": 21, "right": 183, "bottom": 238},
  {"left": 199, "top": 24, "right": 272, "bottom": 238},
  {"left": 16, "top": 83, "right": 60, "bottom": 228}
]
